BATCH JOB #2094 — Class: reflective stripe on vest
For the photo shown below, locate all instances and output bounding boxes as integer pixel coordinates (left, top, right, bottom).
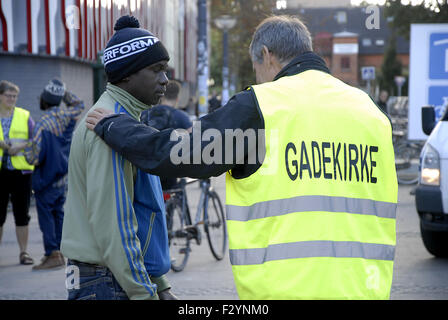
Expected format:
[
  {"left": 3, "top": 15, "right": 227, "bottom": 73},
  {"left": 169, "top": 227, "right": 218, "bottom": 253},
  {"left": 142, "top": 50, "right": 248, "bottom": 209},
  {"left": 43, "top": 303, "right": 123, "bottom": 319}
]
[
  {"left": 225, "top": 70, "right": 397, "bottom": 300},
  {"left": 230, "top": 241, "right": 395, "bottom": 265},
  {"left": 0, "top": 107, "right": 34, "bottom": 170},
  {"left": 226, "top": 195, "right": 397, "bottom": 221}
]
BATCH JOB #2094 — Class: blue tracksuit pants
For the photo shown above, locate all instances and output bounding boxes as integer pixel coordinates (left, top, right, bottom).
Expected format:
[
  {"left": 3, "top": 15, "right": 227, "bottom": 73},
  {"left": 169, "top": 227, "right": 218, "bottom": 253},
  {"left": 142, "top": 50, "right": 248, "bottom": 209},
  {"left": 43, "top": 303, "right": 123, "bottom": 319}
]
[{"left": 35, "top": 186, "right": 66, "bottom": 256}]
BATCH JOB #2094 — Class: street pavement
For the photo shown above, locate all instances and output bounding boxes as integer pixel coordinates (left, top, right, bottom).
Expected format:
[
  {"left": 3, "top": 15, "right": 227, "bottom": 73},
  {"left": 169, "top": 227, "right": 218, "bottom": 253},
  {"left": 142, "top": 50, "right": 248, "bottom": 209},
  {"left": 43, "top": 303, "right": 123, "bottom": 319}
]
[
  {"left": 0, "top": 175, "right": 237, "bottom": 300},
  {"left": 0, "top": 175, "right": 447, "bottom": 300}
]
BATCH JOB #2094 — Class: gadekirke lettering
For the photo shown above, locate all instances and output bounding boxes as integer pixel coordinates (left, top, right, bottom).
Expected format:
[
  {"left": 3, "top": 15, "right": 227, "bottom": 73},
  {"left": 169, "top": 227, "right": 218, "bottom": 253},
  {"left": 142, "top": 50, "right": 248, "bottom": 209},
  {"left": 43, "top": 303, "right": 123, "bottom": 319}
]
[{"left": 285, "top": 141, "right": 379, "bottom": 183}]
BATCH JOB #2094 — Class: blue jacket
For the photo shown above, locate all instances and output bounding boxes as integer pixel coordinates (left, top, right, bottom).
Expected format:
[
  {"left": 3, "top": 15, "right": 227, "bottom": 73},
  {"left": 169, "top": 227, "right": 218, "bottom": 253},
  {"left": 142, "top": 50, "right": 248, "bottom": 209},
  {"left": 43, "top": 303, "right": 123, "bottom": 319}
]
[
  {"left": 31, "top": 120, "right": 75, "bottom": 193},
  {"left": 24, "top": 92, "right": 84, "bottom": 193},
  {"left": 117, "top": 103, "right": 170, "bottom": 277}
]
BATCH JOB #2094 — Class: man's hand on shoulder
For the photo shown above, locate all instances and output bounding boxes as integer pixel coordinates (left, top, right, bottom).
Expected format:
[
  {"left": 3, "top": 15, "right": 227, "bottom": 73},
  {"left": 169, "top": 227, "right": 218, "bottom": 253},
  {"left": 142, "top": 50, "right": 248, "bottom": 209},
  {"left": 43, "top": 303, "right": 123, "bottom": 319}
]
[{"left": 86, "top": 107, "right": 115, "bottom": 131}]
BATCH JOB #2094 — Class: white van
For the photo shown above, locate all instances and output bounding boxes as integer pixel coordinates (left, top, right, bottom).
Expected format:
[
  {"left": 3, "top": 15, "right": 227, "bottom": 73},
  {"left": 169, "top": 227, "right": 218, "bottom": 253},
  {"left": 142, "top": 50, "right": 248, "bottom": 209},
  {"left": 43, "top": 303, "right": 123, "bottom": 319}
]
[{"left": 416, "top": 106, "right": 448, "bottom": 257}]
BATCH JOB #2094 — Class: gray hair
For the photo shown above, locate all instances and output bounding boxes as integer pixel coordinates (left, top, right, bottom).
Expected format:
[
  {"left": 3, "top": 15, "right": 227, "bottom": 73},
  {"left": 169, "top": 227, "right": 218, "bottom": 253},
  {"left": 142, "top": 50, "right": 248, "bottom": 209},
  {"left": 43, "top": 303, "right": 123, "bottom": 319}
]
[{"left": 249, "top": 15, "right": 313, "bottom": 65}]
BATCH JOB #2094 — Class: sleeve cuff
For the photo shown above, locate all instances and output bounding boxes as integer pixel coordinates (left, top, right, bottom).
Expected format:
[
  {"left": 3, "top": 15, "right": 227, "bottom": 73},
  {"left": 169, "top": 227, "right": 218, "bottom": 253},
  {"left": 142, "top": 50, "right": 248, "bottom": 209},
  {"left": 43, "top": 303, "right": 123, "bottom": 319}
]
[{"left": 150, "top": 274, "right": 171, "bottom": 293}]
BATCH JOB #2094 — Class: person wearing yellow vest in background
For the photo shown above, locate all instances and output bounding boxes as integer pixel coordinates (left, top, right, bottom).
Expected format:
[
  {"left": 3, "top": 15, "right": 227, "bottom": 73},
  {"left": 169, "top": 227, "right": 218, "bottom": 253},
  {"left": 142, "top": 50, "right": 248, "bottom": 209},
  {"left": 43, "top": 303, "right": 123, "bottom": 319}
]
[
  {"left": 0, "top": 80, "right": 35, "bottom": 266},
  {"left": 85, "top": 15, "right": 398, "bottom": 300}
]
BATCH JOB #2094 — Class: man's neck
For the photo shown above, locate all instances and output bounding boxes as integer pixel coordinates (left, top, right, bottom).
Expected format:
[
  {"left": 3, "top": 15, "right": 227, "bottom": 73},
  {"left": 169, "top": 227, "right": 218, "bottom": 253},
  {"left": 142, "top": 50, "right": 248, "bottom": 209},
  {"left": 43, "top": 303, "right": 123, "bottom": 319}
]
[
  {"left": 106, "top": 83, "right": 149, "bottom": 120},
  {"left": 273, "top": 51, "right": 330, "bottom": 81}
]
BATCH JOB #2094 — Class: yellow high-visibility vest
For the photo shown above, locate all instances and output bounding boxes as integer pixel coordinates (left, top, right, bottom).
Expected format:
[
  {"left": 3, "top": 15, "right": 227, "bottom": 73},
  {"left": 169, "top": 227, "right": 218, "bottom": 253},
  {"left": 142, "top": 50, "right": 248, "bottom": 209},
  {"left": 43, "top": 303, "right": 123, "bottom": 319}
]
[
  {"left": 0, "top": 107, "right": 34, "bottom": 171},
  {"left": 226, "top": 70, "right": 397, "bottom": 300}
]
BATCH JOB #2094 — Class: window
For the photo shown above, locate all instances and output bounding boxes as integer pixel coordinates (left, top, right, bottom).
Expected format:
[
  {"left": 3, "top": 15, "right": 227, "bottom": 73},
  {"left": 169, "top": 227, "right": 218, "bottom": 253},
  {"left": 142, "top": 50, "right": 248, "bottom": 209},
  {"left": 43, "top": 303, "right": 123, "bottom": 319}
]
[
  {"left": 362, "top": 38, "right": 372, "bottom": 46},
  {"left": 375, "top": 39, "right": 385, "bottom": 46},
  {"left": 336, "top": 11, "right": 347, "bottom": 24},
  {"left": 341, "top": 57, "right": 351, "bottom": 71}
]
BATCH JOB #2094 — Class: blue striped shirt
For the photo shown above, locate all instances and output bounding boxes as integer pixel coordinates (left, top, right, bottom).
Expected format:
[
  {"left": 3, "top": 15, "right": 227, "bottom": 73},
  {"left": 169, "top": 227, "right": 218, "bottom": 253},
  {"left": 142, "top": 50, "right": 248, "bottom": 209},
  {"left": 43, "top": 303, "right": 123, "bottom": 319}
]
[{"left": 24, "top": 91, "right": 84, "bottom": 166}]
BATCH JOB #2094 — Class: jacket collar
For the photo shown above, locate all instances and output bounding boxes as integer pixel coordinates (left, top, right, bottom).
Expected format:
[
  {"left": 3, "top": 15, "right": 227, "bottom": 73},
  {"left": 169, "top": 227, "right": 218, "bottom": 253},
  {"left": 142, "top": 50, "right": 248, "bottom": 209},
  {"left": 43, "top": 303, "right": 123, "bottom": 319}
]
[
  {"left": 106, "top": 83, "right": 149, "bottom": 120},
  {"left": 273, "top": 51, "right": 330, "bottom": 81}
]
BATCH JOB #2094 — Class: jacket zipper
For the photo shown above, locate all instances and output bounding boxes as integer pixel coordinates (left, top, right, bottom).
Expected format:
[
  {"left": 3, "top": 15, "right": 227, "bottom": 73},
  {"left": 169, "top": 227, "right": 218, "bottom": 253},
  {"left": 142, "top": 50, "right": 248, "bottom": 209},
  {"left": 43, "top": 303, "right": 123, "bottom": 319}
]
[{"left": 142, "top": 212, "right": 156, "bottom": 256}]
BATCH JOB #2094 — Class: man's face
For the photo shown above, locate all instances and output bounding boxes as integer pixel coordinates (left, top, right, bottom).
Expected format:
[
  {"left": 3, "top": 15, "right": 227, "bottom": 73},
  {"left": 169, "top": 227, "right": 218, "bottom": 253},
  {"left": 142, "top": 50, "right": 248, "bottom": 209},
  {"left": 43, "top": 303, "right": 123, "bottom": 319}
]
[
  {"left": 0, "top": 90, "right": 18, "bottom": 109},
  {"left": 380, "top": 91, "right": 388, "bottom": 102},
  {"left": 128, "top": 60, "right": 169, "bottom": 106}
]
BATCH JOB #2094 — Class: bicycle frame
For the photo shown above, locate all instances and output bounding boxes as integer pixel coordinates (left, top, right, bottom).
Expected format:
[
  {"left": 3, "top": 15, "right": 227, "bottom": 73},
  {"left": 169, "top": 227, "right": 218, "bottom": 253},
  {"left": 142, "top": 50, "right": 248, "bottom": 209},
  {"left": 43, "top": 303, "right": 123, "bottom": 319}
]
[
  {"left": 164, "top": 177, "right": 227, "bottom": 271},
  {"left": 183, "top": 178, "right": 211, "bottom": 227},
  {"left": 165, "top": 178, "right": 212, "bottom": 233}
]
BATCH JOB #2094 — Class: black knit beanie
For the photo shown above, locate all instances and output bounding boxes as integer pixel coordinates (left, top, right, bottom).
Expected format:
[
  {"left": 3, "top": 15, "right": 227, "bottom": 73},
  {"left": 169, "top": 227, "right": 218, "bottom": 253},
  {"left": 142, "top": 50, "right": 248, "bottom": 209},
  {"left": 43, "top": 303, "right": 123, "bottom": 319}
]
[
  {"left": 41, "top": 79, "right": 65, "bottom": 106},
  {"left": 103, "top": 16, "right": 170, "bottom": 83}
]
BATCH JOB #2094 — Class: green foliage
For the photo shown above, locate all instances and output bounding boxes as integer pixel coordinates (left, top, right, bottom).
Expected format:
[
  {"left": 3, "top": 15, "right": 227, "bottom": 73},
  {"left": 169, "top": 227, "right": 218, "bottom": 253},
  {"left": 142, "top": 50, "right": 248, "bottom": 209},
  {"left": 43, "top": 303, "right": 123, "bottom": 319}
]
[
  {"left": 378, "top": 35, "right": 403, "bottom": 95},
  {"left": 210, "top": 0, "right": 276, "bottom": 93},
  {"left": 384, "top": 0, "right": 448, "bottom": 40},
  {"left": 379, "top": 0, "right": 447, "bottom": 96}
]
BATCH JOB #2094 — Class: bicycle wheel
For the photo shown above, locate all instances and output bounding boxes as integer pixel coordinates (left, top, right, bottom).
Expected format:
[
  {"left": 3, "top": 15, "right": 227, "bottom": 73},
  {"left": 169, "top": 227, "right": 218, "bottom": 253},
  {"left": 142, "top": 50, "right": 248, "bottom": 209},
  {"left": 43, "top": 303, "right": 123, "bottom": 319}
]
[
  {"left": 204, "top": 190, "right": 227, "bottom": 261},
  {"left": 395, "top": 143, "right": 420, "bottom": 185},
  {"left": 165, "top": 196, "right": 190, "bottom": 272}
]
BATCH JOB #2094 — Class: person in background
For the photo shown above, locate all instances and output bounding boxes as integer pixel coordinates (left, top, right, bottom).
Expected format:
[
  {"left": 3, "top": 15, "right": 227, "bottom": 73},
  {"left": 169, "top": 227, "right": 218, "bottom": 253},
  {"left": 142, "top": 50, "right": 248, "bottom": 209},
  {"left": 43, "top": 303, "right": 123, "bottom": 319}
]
[
  {"left": 208, "top": 90, "right": 221, "bottom": 113},
  {"left": 0, "top": 80, "right": 35, "bottom": 266},
  {"left": 141, "top": 80, "right": 192, "bottom": 191},
  {"left": 185, "top": 97, "right": 198, "bottom": 121},
  {"left": 141, "top": 80, "right": 192, "bottom": 131},
  {"left": 377, "top": 90, "right": 389, "bottom": 113},
  {"left": 24, "top": 79, "right": 85, "bottom": 271}
]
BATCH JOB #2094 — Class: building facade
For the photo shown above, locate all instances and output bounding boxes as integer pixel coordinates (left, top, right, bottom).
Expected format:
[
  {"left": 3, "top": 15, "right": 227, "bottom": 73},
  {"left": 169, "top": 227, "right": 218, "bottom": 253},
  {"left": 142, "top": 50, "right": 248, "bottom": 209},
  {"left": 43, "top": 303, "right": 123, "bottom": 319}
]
[
  {"left": 277, "top": 5, "right": 410, "bottom": 94},
  {"left": 0, "top": 0, "right": 198, "bottom": 120},
  {"left": 284, "top": 0, "right": 351, "bottom": 9}
]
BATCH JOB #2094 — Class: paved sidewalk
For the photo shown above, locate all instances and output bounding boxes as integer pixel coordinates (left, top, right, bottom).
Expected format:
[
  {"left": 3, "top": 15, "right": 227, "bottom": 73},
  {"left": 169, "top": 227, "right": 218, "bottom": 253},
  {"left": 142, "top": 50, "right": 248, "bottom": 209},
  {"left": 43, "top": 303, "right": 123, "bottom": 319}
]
[{"left": 0, "top": 175, "right": 238, "bottom": 300}]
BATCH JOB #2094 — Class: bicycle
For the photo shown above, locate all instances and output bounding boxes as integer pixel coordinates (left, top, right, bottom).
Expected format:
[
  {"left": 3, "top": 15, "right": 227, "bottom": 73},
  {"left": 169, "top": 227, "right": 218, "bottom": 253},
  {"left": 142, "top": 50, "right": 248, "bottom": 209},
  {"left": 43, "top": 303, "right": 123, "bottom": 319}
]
[
  {"left": 163, "top": 178, "right": 227, "bottom": 272},
  {"left": 392, "top": 117, "right": 423, "bottom": 185},
  {"left": 395, "top": 140, "right": 424, "bottom": 185}
]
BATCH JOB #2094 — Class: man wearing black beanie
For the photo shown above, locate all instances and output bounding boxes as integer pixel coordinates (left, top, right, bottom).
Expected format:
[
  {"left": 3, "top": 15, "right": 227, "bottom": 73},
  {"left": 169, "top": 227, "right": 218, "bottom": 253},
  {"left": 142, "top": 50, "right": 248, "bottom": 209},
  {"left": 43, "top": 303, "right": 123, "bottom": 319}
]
[
  {"left": 61, "top": 16, "right": 177, "bottom": 300},
  {"left": 24, "top": 78, "right": 84, "bottom": 271}
]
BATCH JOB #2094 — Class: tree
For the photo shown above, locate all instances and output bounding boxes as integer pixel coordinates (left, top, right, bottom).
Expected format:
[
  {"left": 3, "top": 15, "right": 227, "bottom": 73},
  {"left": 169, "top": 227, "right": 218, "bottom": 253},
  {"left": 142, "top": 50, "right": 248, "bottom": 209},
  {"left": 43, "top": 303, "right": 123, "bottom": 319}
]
[
  {"left": 384, "top": 0, "right": 448, "bottom": 40},
  {"left": 379, "top": 34, "right": 403, "bottom": 96},
  {"left": 380, "top": 0, "right": 447, "bottom": 95},
  {"left": 210, "top": 0, "right": 276, "bottom": 93}
]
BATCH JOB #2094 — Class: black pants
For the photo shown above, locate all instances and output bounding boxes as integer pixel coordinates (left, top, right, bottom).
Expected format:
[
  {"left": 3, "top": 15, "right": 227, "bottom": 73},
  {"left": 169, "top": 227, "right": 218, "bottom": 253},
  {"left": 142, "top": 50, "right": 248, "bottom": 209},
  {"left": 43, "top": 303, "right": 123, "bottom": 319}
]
[{"left": 0, "top": 169, "right": 32, "bottom": 227}]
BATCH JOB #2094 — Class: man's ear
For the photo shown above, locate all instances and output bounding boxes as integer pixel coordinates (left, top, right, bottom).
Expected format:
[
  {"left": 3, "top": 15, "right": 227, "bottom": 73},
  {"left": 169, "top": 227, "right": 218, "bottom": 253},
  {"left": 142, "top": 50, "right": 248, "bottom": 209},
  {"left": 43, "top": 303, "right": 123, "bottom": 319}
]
[
  {"left": 261, "top": 46, "right": 271, "bottom": 66},
  {"left": 264, "top": 47, "right": 284, "bottom": 75}
]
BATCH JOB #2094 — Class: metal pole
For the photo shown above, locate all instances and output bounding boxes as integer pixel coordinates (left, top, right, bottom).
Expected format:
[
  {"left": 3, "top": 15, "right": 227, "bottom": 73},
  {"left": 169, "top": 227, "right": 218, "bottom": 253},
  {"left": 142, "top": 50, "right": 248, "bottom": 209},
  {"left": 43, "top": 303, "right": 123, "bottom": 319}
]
[
  {"left": 197, "top": 0, "right": 208, "bottom": 116},
  {"left": 221, "top": 29, "right": 230, "bottom": 106}
]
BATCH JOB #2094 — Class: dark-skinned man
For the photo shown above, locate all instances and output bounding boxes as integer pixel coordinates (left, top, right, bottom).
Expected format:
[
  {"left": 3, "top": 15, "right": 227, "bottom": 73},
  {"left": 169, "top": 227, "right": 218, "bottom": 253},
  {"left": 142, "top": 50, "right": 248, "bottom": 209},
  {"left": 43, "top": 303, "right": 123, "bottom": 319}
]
[
  {"left": 86, "top": 16, "right": 398, "bottom": 300},
  {"left": 60, "top": 16, "right": 177, "bottom": 300}
]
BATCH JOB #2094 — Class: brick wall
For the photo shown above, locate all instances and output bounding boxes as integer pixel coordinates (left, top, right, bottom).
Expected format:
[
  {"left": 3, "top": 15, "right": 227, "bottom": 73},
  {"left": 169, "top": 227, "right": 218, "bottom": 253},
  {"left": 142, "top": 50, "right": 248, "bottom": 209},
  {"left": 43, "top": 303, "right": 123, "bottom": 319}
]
[{"left": 331, "top": 35, "right": 359, "bottom": 86}]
